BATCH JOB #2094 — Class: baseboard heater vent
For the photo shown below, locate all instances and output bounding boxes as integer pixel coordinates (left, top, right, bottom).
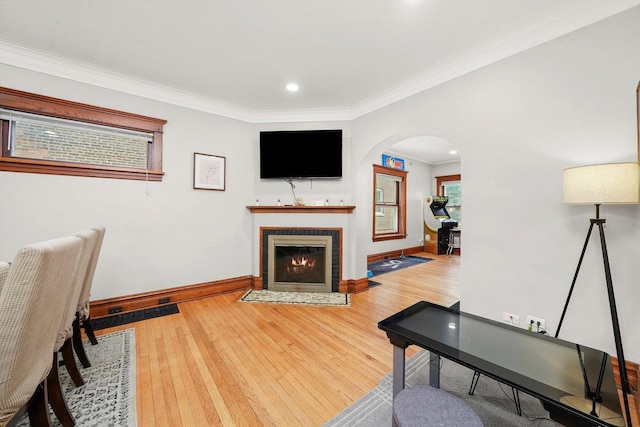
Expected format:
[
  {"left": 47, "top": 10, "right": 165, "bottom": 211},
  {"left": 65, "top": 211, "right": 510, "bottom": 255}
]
[{"left": 92, "top": 303, "right": 180, "bottom": 330}]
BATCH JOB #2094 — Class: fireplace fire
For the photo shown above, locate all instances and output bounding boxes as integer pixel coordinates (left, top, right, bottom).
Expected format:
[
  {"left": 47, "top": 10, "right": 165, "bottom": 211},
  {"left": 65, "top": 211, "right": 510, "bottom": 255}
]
[
  {"left": 276, "top": 245, "right": 324, "bottom": 284},
  {"left": 288, "top": 256, "right": 317, "bottom": 272}
]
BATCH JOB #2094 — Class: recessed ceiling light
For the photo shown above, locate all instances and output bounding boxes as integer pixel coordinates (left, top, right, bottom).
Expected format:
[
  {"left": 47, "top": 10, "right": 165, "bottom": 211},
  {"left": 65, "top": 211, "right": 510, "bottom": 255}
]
[
  {"left": 449, "top": 150, "right": 457, "bottom": 155},
  {"left": 286, "top": 83, "right": 299, "bottom": 92}
]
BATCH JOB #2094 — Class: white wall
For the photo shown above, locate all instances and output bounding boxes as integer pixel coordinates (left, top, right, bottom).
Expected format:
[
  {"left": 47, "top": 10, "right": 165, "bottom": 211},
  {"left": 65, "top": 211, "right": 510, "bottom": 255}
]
[
  {"left": 0, "top": 6, "right": 638, "bottom": 363},
  {"left": 0, "top": 65, "right": 259, "bottom": 301},
  {"left": 351, "top": 7, "right": 640, "bottom": 361}
]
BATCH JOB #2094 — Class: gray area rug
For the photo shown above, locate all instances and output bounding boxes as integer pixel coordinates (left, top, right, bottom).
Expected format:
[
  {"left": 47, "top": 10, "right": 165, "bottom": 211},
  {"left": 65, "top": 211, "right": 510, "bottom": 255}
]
[
  {"left": 240, "top": 289, "right": 350, "bottom": 306},
  {"left": 324, "top": 350, "right": 555, "bottom": 427},
  {"left": 17, "top": 328, "right": 137, "bottom": 426}
]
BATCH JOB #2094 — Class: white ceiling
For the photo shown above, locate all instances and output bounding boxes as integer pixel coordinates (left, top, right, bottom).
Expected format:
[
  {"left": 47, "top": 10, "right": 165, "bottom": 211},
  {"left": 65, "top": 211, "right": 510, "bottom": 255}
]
[{"left": 1, "top": 0, "right": 638, "bottom": 164}]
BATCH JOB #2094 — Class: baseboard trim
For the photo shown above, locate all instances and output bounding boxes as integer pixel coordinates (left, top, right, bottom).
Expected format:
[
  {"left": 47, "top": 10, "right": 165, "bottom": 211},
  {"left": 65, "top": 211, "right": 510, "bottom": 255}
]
[
  {"left": 90, "top": 273, "right": 373, "bottom": 318},
  {"left": 341, "top": 277, "right": 370, "bottom": 293},
  {"left": 367, "top": 246, "right": 423, "bottom": 264},
  {"left": 91, "top": 275, "right": 255, "bottom": 318}
]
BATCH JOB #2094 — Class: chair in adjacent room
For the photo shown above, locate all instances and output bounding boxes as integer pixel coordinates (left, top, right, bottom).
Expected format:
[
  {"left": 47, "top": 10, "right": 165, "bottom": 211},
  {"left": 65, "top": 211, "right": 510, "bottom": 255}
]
[
  {"left": 72, "top": 226, "right": 106, "bottom": 368},
  {"left": 0, "top": 235, "right": 83, "bottom": 427},
  {"left": 446, "top": 228, "right": 461, "bottom": 255}
]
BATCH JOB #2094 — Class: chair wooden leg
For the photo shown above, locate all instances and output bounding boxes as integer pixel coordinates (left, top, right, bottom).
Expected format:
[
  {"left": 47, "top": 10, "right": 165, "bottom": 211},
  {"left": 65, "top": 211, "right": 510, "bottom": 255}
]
[
  {"left": 61, "top": 338, "right": 84, "bottom": 387},
  {"left": 48, "top": 352, "right": 76, "bottom": 427},
  {"left": 28, "top": 381, "right": 53, "bottom": 427},
  {"left": 6, "top": 381, "right": 53, "bottom": 427},
  {"left": 83, "top": 315, "right": 99, "bottom": 345},
  {"left": 72, "top": 315, "right": 91, "bottom": 368}
]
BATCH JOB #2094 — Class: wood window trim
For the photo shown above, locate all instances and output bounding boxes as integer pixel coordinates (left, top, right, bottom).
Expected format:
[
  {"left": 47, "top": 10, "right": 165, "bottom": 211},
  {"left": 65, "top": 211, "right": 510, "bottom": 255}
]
[
  {"left": 0, "top": 86, "right": 166, "bottom": 181},
  {"left": 372, "top": 164, "right": 408, "bottom": 242},
  {"left": 436, "top": 174, "right": 461, "bottom": 196}
]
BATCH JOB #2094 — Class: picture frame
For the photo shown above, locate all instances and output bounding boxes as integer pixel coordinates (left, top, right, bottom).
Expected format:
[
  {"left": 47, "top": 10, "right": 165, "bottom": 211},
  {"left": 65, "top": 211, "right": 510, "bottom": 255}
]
[{"left": 194, "top": 152, "right": 226, "bottom": 191}]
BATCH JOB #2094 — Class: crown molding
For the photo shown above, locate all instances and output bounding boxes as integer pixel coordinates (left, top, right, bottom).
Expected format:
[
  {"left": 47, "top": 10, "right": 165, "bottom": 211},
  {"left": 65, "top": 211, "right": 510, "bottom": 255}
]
[
  {"left": 0, "top": 41, "right": 255, "bottom": 123},
  {"left": 351, "top": 0, "right": 640, "bottom": 119},
  {"left": 1, "top": 1, "right": 637, "bottom": 124},
  {"left": 0, "top": 41, "right": 352, "bottom": 123},
  {"left": 249, "top": 108, "right": 352, "bottom": 124}
]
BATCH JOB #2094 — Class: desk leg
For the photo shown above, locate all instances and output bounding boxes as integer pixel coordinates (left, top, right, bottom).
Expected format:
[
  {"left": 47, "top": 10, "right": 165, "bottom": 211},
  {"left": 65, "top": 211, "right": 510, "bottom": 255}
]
[
  {"left": 430, "top": 353, "right": 440, "bottom": 388},
  {"left": 392, "top": 345, "right": 406, "bottom": 399}
]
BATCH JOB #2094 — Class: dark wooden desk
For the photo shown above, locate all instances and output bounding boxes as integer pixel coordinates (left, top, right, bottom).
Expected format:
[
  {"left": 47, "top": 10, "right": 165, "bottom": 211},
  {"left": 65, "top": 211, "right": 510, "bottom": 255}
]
[{"left": 379, "top": 301, "right": 627, "bottom": 426}]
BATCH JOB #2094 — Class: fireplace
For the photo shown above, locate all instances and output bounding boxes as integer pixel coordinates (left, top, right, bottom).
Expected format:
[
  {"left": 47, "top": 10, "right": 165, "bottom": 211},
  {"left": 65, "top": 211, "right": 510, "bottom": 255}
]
[{"left": 261, "top": 228, "right": 340, "bottom": 292}]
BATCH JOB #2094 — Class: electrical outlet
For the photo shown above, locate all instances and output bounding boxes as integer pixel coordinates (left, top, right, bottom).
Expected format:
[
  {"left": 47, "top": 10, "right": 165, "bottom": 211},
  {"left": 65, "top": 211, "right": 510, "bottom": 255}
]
[
  {"left": 108, "top": 306, "right": 122, "bottom": 314},
  {"left": 527, "top": 316, "right": 546, "bottom": 331},
  {"left": 159, "top": 297, "right": 170, "bottom": 304},
  {"left": 502, "top": 312, "right": 520, "bottom": 325}
]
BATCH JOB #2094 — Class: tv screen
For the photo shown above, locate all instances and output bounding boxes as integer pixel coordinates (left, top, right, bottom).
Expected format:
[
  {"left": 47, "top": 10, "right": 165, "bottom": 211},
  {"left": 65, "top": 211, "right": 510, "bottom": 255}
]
[{"left": 260, "top": 129, "right": 342, "bottom": 179}]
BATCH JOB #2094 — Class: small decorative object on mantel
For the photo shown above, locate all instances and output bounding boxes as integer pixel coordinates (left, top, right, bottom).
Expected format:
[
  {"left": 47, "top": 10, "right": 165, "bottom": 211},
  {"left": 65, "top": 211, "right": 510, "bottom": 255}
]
[
  {"left": 295, "top": 197, "right": 305, "bottom": 206},
  {"left": 277, "top": 199, "right": 281, "bottom": 206},
  {"left": 193, "top": 152, "right": 226, "bottom": 191}
]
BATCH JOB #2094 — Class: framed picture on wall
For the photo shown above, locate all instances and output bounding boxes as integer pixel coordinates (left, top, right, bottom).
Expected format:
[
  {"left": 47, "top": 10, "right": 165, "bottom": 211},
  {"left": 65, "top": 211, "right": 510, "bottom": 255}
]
[{"left": 194, "top": 152, "right": 226, "bottom": 191}]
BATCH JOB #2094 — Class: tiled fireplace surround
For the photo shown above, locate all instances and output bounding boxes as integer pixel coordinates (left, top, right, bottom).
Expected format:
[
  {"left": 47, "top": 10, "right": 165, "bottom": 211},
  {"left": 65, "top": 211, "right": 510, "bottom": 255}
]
[{"left": 248, "top": 205, "right": 358, "bottom": 293}]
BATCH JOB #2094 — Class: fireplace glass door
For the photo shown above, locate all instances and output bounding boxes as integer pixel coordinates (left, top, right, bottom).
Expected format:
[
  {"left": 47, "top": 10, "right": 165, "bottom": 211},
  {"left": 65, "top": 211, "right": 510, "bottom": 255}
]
[
  {"left": 275, "top": 245, "right": 326, "bottom": 285},
  {"left": 267, "top": 235, "right": 333, "bottom": 292}
]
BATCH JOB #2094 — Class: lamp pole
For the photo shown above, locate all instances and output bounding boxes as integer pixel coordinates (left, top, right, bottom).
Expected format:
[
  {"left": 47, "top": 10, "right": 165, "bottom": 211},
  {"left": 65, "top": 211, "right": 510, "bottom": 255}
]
[{"left": 555, "top": 204, "right": 633, "bottom": 426}]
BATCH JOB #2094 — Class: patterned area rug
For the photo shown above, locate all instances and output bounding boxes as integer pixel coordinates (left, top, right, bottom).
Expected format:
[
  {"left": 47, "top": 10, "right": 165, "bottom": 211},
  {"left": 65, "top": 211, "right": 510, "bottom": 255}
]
[
  {"left": 367, "top": 255, "right": 433, "bottom": 277},
  {"left": 323, "top": 350, "right": 553, "bottom": 427},
  {"left": 240, "top": 289, "right": 350, "bottom": 306},
  {"left": 17, "top": 328, "right": 137, "bottom": 427}
]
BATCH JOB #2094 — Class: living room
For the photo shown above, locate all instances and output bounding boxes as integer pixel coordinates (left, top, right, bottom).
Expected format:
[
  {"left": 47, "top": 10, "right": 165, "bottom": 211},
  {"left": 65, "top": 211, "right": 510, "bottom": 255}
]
[{"left": 1, "top": 1, "right": 639, "bottom": 426}]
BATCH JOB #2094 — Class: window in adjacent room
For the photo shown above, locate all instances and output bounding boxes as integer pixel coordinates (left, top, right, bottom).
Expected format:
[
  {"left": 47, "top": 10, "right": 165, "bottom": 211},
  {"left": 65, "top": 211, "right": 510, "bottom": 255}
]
[
  {"left": 436, "top": 174, "right": 461, "bottom": 223},
  {"left": 373, "top": 164, "right": 407, "bottom": 241},
  {"left": 0, "top": 87, "right": 166, "bottom": 181}
]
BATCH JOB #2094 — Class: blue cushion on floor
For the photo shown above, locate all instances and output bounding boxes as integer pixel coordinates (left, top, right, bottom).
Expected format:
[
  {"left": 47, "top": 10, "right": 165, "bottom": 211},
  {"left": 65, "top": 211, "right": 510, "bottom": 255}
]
[{"left": 393, "top": 385, "right": 483, "bottom": 427}]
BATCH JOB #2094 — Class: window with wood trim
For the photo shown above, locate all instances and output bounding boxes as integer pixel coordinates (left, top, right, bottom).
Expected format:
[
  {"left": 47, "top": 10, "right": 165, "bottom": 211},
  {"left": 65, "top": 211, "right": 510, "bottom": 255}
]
[
  {"left": 373, "top": 164, "right": 407, "bottom": 241},
  {"left": 436, "top": 174, "right": 461, "bottom": 223},
  {"left": 0, "top": 87, "right": 166, "bottom": 181}
]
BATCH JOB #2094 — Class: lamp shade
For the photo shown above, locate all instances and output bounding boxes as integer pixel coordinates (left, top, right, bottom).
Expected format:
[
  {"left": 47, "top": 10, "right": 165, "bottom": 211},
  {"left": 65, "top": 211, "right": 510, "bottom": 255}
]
[{"left": 563, "top": 162, "right": 639, "bottom": 205}]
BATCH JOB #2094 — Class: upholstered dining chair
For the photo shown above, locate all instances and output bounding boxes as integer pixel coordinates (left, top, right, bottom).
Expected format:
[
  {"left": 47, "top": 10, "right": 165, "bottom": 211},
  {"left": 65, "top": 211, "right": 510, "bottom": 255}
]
[
  {"left": 0, "top": 235, "right": 83, "bottom": 427},
  {"left": 55, "top": 229, "right": 98, "bottom": 387},
  {"left": 45, "top": 229, "right": 98, "bottom": 427},
  {"left": 72, "top": 226, "right": 105, "bottom": 368}
]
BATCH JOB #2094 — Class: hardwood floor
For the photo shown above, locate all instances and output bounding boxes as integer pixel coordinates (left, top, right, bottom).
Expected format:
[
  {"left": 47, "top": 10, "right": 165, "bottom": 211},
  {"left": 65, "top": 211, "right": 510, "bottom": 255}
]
[{"left": 96, "top": 252, "right": 460, "bottom": 426}]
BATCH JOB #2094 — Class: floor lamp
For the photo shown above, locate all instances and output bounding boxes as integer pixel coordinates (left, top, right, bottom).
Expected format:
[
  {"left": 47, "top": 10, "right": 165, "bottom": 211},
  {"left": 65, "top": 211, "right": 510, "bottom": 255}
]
[{"left": 558, "top": 162, "right": 639, "bottom": 426}]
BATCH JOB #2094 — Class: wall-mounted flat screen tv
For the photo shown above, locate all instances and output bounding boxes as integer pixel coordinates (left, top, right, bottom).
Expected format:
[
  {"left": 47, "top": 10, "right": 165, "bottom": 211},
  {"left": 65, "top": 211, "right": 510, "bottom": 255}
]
[{"left": 260, "top": 129, "right": 342, "bottom": 179}]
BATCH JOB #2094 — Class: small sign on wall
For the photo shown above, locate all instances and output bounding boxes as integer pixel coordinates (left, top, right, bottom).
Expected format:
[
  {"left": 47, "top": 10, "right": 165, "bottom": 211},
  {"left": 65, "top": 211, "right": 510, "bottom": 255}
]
[{"left": 382, "top": 154, "right": 405, "bottom": 170}]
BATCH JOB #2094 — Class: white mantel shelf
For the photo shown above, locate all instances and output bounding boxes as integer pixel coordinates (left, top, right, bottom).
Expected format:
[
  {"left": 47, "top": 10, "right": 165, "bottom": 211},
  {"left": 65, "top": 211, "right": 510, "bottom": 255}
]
[{"left": 247, "top": 205, "right": 355, "bottom": 214}]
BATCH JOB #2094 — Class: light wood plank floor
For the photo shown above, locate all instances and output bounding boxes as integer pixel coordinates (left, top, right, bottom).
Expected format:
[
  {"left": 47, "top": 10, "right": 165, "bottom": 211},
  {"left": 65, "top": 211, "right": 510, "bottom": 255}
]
[{"left": 97, "top": 252, "right": 460, "bottom": 426}]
